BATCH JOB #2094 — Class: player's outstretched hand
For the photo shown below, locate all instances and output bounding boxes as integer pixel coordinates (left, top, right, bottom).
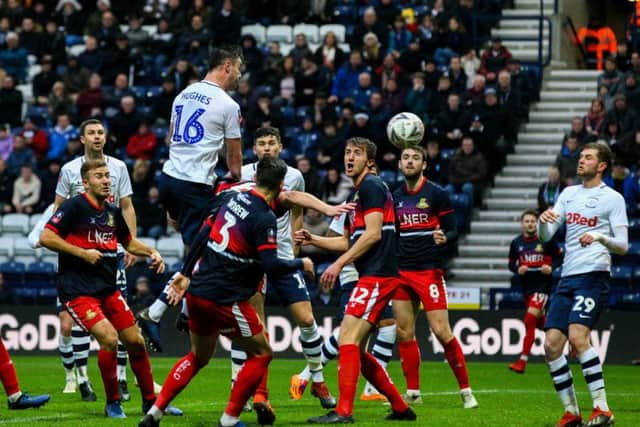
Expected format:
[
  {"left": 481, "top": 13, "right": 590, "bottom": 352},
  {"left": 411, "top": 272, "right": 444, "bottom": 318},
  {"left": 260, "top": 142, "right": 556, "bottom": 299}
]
[
  {"left": 539, "top": 209, "right": 560, "bottom": 224},
  {"left": 167, "top": 273, "right": 190, "bottom": 305},
  {"left": 325, "top": 203, "right": 357, "bottom": 217},
  {"left": 148, "top": 250, "right": 165, "bottom": 274},
  {"left": 124, "top": 251, "right": 137, "bottom": 269},
  {"left": 301, "top": 257, "right": 315, "bottom": 280},
  {"left": 320, "top": 262, "right": 341, "bottom": 289},
  {"left": 433, "top": 228, "right": 447, "bottom": 245},
  {"left": 294, "top": 229, "right": 313, "bottom": 246},
  {"left": 82, "top": 249, "right": 103, "bottom": 265}
]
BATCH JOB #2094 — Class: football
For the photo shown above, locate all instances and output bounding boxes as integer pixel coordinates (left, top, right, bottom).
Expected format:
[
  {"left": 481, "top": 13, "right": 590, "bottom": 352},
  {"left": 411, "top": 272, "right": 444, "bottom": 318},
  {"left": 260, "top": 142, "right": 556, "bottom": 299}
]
[{"left": 386, "top": 112, "right": 425, "bottom": 149}]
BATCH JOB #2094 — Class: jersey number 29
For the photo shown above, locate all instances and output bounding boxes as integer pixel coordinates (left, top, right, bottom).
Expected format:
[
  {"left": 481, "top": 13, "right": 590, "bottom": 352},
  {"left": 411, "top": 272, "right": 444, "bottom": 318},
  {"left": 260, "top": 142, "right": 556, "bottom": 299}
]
[{"left": 172, "top": 105, "right": 205, "bottom": 144}]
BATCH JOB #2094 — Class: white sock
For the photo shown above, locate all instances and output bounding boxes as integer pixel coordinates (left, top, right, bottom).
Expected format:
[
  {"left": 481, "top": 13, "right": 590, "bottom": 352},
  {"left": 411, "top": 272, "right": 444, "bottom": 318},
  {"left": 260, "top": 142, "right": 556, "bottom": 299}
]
[
  {"left": 59, "top": 335, "right": 74, "bottom": 379},
  {"left": 7, "top": 392, "right": 22, "bottom": 403},
  {"left": 548, "top": 355, "right": 579, "bottom": 415},
  {"left": 149, "top": 404, "right": 163, "bottom": 421},
  {"left": 220, "top": 412, "right": 240, "bottom": 426},
  {"left": 300, "top": 323, "right": 324, "bottom": 383},
  {"left": 148, "top": 299, "right": 168, "bottom": 322},
  {"left": 579, "top": 347, "right": 609, "bottom": 411}
]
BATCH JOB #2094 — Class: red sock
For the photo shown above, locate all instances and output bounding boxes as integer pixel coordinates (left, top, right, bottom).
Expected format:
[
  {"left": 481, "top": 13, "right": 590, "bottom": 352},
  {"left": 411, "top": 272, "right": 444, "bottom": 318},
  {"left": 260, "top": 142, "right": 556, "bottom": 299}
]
[
  {"left": 226, "top": 355, "right": 271, "bottom": 417},
  {"left": 444, "top": 338, "right": 469, "bottom": 390},
  {"left": 253, "top": 332, "right": 270, "bottom": 401},
  {"left": 336, "top": 344, "right": 360, "bottom": 417},
  {"left": 398, "top": 340, "right": 421, "bottom": 390},
  {"left": 98, "top": 349, "right": 119, "bottom": 401},
  {"left": 536, "top": 314, "right": 547, "bottom": 330},
  {"left": 0, "top": 339, "right": 20, "bottom": 396},
  {"left": 155, "top": 352, "right": 207, "bottom": 411},
  {"left": 128, "top": 349, "right": 156, "bottom": 401},
  {"left": 361, "top": 352, "right": 408, "bottom": 413},
  {"left": 522, "top": 312, "right": 538, "bottom": 358}
]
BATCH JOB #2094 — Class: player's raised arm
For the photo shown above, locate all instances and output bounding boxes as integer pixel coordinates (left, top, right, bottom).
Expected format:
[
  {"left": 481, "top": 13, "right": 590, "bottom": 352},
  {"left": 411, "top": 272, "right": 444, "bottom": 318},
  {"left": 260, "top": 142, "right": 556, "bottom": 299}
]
[
  {"left": 294, "top": 228, "right": 350, "bottom": 252},
  {"left": 279, "top": 190, "right": 356, "bottom": 217}
]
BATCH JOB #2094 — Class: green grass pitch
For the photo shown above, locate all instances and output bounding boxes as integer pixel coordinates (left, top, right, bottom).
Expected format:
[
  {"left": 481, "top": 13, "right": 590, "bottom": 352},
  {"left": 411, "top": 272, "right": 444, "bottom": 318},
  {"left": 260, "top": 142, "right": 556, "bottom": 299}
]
[{"left": 1, "top": 356, "right": 638, "bottom": 426}]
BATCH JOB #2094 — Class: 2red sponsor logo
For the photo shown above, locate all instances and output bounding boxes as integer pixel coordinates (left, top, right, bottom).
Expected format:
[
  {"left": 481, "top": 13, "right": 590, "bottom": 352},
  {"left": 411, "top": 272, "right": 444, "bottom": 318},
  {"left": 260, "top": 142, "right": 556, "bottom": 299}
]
[{"left": 566, "top": 212, "right": 598, "bottom": 226}]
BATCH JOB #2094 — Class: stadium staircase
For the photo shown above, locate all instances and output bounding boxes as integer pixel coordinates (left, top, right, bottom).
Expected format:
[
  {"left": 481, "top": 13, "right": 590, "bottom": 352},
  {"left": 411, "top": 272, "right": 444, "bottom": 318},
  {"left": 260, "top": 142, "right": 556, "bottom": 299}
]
[{"left": 447, "top": 0, "right": 600, "bottom": 290}]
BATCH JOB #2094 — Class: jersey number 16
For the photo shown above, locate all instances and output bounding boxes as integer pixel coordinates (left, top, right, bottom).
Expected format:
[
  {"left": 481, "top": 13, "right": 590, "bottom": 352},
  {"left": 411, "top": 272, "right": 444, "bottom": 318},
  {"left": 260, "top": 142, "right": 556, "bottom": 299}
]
[{"left": 172, "top": 105, "right": 205, "bottom": 144}]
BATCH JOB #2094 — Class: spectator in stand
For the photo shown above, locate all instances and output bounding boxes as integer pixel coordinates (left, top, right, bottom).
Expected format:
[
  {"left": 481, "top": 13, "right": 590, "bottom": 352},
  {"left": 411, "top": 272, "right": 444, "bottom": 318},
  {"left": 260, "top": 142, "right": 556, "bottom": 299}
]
[
  {"left": 55, "top": 0, "right": 84, "bottom": 36},
  {"left": 104, "top": 73, "right": 135, "bottom": 114},
  {"left": 60, "top": 55, "right": 90, "bottom": 98},
  {"left": 37, "top": 159, "right": 61, "bottom": 211},
  {"left": 382, "top": 78, "right": 406, "bottom": 115},
  {"left": 312, "top": 92, "right": 338, "bottom": 126},
  {"left": 0, "top": 126, "right": 13, "bottom": 161},
  {"left": 177, "top": 14, "right": 210, "bottom": 68},
  {"left": 604, "top": 160, "right": 632, "bottom": 195},
  {"left": 601, "top": 119, "right": 626, "bottom": 149},
  {"left": 428, "top": 75, "right": 453, "bottom": 118},
  {"left": 388, "top": 15, "right": 412, "bottom": 57},
  {"left": 262, "top": 42, "right": 284, "bottom": 89},
  {"left": 210, "top": 0, "right": 241, "bottom": 45},
  {"left": 362, "top": 32, "right": 383, "bottom": 69},
  {"left": 277, "top": 0, "right": 310, "bottom": 25},
  {"left": 92, "top": 10, "right": 122, "bottom": 51},
  {"left": 42, "top": 19, "right": 67, "bottom": 67},
  {"left": 76, "top": 73, "right": 105, "bottom": 121},
  {"left": 435, "top": 93, "right": 471, "bottom": 149},
  {"left": 131, "top": 158, "right": 153, "bottom": 205},
  {"left": 621, "top": 72, "right": 640, "bottom": 112},
  {"left": 165, "top": 58, "right": 198, "bottom": 92},
  {"left": 537, "top": 166, "right": 564, "bottom": 213},
  {"left": 555, "top": 134, "right": 581, "bottom": 185},
  {"left": 12, "top": 164, "right": 40, "bottom": 214},
  {"left": 447, "top": 136, "right": 488, "bottom": 208},
  {"left": 506, "top": 58, "right": 534, "bottom": 113},
  {"left": 290, "top": 33, "right": 313, "bottom": 70},
  {"left": 597, "top": 56, "right": 624, "bottom": 92},
  {"left": 0, "top": 32, "right": 28, "bottom": 83},
  {"left": 611, "top": 128, "right": 640, "bottom": 168},
  {"left": 240, "top": 34, "right": 264, "bottom": 85},
  {"left": 188, "top": 0, "right": 213, "bottom": 23},
  {"left": 295, "top": 55, "right": 324, "bottom": 108},
  {"left": 137, "top": 186, "right": 167, "bottom": 239},
  {"left": 47, "top": 114, "right": 78, "bottom": 161},
  {"left": 102, "top": 33, "right": 138, "bottom": 83},
  {"left": 297, "top": 155, "right": 322, "bottom": 197},
  {"left": 20, "top": 119, "right": 48, "bottom": 163},
  {"left": 423, "top": 58, "right": 442, "bottom": 90},
  {"left": 109, "top": 95, "right": 142, "bottom": 153},
  {"left": 464, "top": 74, "right": 487, "bottom": 108},
  {"left": 0, "top": 159, "right": 12, "bottom": 213},
  {"left": 125, "top": 15, "right": 150, "bottom": 57},
  {"left": 569, "top": 115, "right": 597, "bottom": 146},
  {"left": 434, "top": 17, "right": 471, "bottom": 67},
  {"left": 346, "top": 111, "right": 374, "bottom": 142},
  {"left": 128, "top": 276, "right": 156, "bottom": 313},
  {"left": 405, "top": 72, "right": 431, "bottom": 125},
  {"left": 0, "top": 76, "right": 23, "bottom": 128},
  {"left": 368, "top": 92, "right": 392, "bottom": 143},
  {"left": 448, "top": 56, "right": 468, "bottom": 95},
  {"left": 77, "top": 35, "right": 104, "bottom": 74},
  {"left": 479, "top": 36, "right": 512, "bottom": 84},
  {"left": 476, "top": 87, "right": 509, "bottom": 173},
  {"left": 58, "top": 138, "right": 82, "bottom": 165},
  {"left": 330, "top": 50, "right": 369, "bottom": 103},
  {"left": 299, "top": 208, "right": 330, "bottom": 261},
  {"left": 149, "top": 18, "right": 176, "bottom": 81},
  {"left": 127, "top": 121, "right": 157, "bottom": 162},
  {"left": 425, "top": 141, "right": 449, "bottom": 186},
  {"left": 351, "top": 7, "right": 387, "bottom": 51},
  {"left": 462, "top": 49, "right": 481, "bottom": 88},
  {"left": 246, "top": 92, "right": 283, "bottom": 135},
  {"left": 416, "top": 15, "right": 441, "bottom": 57},
  {"left": 32, "top": 56, "right": 58, "bottom": 107},
  {"left": 0, "top": 273, "right": 19, "bottom": 305},
  {"left": 295, "top": 117, "right": 321, "bottom": 159},
  {"left": 615, "top": 41, "right": 630, "bottom": 73},
  {"left": 497, "top": 70, "right": 521, "bottom": 141},
  {"left": 321, "top": 166, "right": 353, "bottom": 205},
  {"left": 349, "top": 72, "right": 379, "bottom": 111},
  {"left": 152, "top": 76, "right": 178, "bottom": 125},
  {"left": 48, "top": 81, "right": 73, "bottom": 118},
  {"left": 275, "top": 56, "right": 296, "bottom": 105},
  {"left": 584, "top": 98, "right": 606, "bottom": 138},
  {"left": 577, "top": 16, "right": 617, "bottom": 70},
  {"left": 316, "top": 122, "right": 344, "bottom": 170},
  {"left": 374, "top": 54, "right": 402, "bottom": 93},
  {"left": 314, "top": 31, "right": 346, "bottom": 73},
  {"left": 398, "top": 37, "right": 424, "bottom": 76},
  {"left": 605, "top": 94, "right": 637, "bottom": 134}
]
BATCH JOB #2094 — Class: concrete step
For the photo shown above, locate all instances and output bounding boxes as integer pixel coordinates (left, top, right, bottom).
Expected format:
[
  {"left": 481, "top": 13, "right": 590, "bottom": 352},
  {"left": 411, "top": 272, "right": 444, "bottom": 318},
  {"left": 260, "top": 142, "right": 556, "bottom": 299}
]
[
  {"left": 506, "top": 40, "right": 549, "bottom": 51},
  {"left": 499, "top": 19, "right": 550, "bottom": 30},
  {"left": 459, "top": 245, "right": 510, "bottom": 257},
  {"left": 450, "top": 268, "right": 513, "bottom": 281},
  {"left": 515, "top": 144, "right": 560, "bottom": 154},
  {"left": 514, "top": 0, "right": 555, "bottom": 9},
  {"left": 502, "top": 165, "right": 550, "bottom": 177},
  {"left": 548, "top": 69, "right": 601, "bottom": 80},
  {"left": 523, "top": 122, "right": 570, "bottom": 132},
  {"left": 502, "top": 8, "right": 554, "bottom": 17},
  {"left": 539, "top": 91, "right": 594, "bottom": 102},
  {"left": 485, "top": 197, "right": 537, "bottom": 210},
  {"left": 476, "top": 210, "right": 523, "bottom": 221},
  {"left": 545, "top": 80, "right": 598, "bottom": 91},
  {"left": 518, "top": 132, "right": 564, "bottom": 143},
  {"left": 491, "top": 28, "right": 549, "bottom": 39},
  {"left": 533, "top": 101, "right": 590, "bottom": 111},
  {"left": 529, "top": 111, "right": 578, "bottom": 122},
  {"left": 489, "top": 188, "right": 539, "bottom": 198},
  {"left": 471, "top": 221, "right": 522, "bottom": 233},
  {"left": 452, "top": 257, "right": 509, "bottom": 269},
  {"left": 465, "top": 234, "right": 515, "bottom": 245},
  {"left": 447, "top": 280, "right": 510, "bottom": 289},
  {"left": 506, "top": 153, "right": 556, "bottom": 164},
  {"left": 505, "top": 48, "right": 549, "bottom": 62},
  {"left": 495, "top": 175, "right": 545, "bottom": 188}
]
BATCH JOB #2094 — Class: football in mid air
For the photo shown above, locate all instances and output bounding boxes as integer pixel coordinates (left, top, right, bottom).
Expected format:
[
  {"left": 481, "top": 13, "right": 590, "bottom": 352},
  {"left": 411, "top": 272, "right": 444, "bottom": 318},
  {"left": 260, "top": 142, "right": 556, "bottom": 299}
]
[{"left": 386, "top": 112, "right": 425, "bottom": 149}]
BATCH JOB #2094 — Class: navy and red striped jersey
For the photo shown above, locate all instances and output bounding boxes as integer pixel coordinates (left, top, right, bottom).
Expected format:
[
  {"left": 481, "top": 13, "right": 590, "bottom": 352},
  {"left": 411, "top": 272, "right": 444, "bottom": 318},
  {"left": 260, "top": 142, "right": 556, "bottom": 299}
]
[
  {"left": 45, "top": 193, "right": 132, "bottom": 302},
  {"left": 345, "top": 173, "right": 398, "bottom": 277},
  {"left": 188, "top": 189, "right": 301, "bottom": 304},
  {"left": 393, "top": 178, "right": 456, "bottom": 270},
  {"left": 508, "top": 234, "right": 562, "bottom": 295}
]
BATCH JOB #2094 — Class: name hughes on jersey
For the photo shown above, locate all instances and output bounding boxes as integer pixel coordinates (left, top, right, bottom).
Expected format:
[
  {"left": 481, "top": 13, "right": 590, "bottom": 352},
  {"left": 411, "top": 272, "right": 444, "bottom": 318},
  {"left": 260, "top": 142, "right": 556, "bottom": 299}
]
[
  {"left": 566, "top": 212, "right": 598, "bottom": 226},
  {"left": 180, "top": 91, "right": 212, "bottom": 105}
]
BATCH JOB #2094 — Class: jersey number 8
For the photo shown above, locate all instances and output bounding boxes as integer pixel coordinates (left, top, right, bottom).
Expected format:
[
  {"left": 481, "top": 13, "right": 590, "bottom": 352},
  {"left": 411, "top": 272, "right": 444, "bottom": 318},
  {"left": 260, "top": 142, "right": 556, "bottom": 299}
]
[{"left": 172, "top": 106, "right": 205, "bottom": 144}]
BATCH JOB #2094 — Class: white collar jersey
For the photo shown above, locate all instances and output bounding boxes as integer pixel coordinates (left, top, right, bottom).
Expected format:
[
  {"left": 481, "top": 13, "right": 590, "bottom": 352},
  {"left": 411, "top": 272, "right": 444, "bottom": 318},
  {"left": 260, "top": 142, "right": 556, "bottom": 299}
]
[
  {"left": 241, "top": 162, "right": 304, "bottom": 259},
  {"left": 163, "top": 80, "right": 242, "bottom": 186},
  {"left": 552, "top": 183, "right": 628, "bottom": 277}
]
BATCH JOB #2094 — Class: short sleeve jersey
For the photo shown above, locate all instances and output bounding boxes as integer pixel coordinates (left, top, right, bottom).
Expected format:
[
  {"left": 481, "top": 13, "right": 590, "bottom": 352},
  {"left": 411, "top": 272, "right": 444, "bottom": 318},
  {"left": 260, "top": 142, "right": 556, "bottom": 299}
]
[
  {"left": 393, "top": 178, "right": 454, "bottom": 271},
  {"left": 508, "top": 234, "right": 560, "bottom": 295},
  {"left": 188, "top": 190, "right": 280, "bottom": 304},
  {"left": 551, "top": 183, "right": 628, "bottom": 276},
  {"left": 163, "top": 81, "right": 242, "bottom": 186},
  {"left": 45, "top": 194, "right": 132, "bottom": 302},
  {"left": 241, "top": 162, "right": 304, "bottom": 260},
  {"left": 345, "top": 173, "right": 398, "bottom": 277}
]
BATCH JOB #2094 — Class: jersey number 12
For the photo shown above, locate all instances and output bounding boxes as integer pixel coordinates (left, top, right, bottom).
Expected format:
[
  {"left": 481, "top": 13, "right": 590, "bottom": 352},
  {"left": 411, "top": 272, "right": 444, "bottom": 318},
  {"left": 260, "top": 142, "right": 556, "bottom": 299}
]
[{"left": 172, "top": 105, "right": 205, "bottom": 144}]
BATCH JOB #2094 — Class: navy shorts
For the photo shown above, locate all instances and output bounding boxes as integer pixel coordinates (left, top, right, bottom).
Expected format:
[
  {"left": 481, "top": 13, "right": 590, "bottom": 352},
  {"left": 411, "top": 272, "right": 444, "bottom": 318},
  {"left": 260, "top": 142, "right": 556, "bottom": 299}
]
[
  {"left": 158, "top": 172, "right": 215, "bottom": 246},
  {"left": 545, "top": 271, "right": 610, "bottom": 334},
  {"left": 336, "top": 281, "right": 394, "bottom": 323},
  {"left": 268, "top": 270, "right": 310, "bottom": 306}
]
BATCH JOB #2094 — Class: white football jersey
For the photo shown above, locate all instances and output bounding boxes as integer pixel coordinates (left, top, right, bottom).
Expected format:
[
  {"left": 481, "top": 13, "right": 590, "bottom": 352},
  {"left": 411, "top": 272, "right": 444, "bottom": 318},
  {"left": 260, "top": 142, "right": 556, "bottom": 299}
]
[
  {"left": 163, "top": 81, "right": 242, "bottom": 185},
  {"left": 55, "top": 155, "right": 133, "bottom": 205},
  {"left": 241, "top": 162, "right": 304, "bottom": 260},
  {"left": 552, "top": 183, "right": 628, "bottom": 277},
  {"left": 328, "top": 212, "right": 359, "bottom": 286}
]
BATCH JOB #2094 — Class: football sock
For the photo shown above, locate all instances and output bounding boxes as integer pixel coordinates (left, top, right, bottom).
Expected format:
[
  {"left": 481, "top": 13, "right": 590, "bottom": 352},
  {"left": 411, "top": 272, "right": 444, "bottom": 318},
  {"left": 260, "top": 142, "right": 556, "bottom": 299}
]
[
  {"left": 361, "top": 351, "right": 408, "bottom": 413},
  {"left": 364, "top": 324, "right": 396, "bottom": 394},
  {"left": 522, "top": 312, "right": 538, "bottom": 359},
  {"left": 300, "top": 323, "right": 324, "bottom": 383},
  {"left": 148, "top": 273, "right": 180, "bottom": 322},
  {"left": 116, "top": 341, "right": 128, "bottom": 382},
  {"left": 536, "top": 314, "right": 547, "bottom": 330},
  {"left": 227, "top": 354, "right": 272, "bottom": 416},
  {"left": 253, "top": 332, "right": 270, "bottom": 400},
  {"left": 0, "top": 339, "right": 20, "bottom": 396},
  {"left": 128, "top": 348, "right": 155, "bottom": 401},
  {"left": 548, "top": 355, "right": 579, "bottom": 415},
  {"left": 153, "top": 352, "right": 207, "bottom": 416},
  {"left": 399, "top": 339, "right": 421, "bottom": 391},
  {"left": 59, "top": 334, "right": 74, "bottom": 380},
  {"left": 97, "top": 349, "right": 119, "bottom": 402},
  {"left": 579, "top": 347, "right": 609, "bottom": 411},
  {"left": 444, "top": 337, "right": 470, "bottom": 389},
  {"left": 230, "top": 342, "right": 246, "bottom": 384},
  {"left": 72, "top": 326, "right": 90, "bottom": 384},
  {"left": 336, "top": 344, "right": 360, "bottom": 417},
  {"left": 299, "top": 327, "right": 339, "bottom": 382}
]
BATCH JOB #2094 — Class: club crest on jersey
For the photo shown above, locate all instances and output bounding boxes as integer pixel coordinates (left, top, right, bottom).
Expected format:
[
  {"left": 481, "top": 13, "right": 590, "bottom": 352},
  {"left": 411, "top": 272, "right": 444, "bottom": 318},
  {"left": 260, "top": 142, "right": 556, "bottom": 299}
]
[
  {"left": 585, "top": 197, "right": 598, "bottom": 208},
  {"left": 416, "top": 198, "right": 429, "bottom": 209},
  {"left": 52, "top": 211, "right": 63, "bottom": 224},
  {"left": 85, "top": 309, "right": 96, "bottom": 320},
  {"left": 535, "top": 244, "right": 543, "bottom": 252},
  {"left": 267, "top": 228, "right": 276, "bottom": 244},
  {"left": 107, "top": 213, "right": 114, "bottom": 227}
]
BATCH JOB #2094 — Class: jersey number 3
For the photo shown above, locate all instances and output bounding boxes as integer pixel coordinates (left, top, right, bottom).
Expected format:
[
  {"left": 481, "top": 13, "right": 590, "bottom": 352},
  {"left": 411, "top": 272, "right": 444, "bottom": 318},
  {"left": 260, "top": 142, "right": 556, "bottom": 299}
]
[
  {"left": 172, "top": 105, "right": 205, "bottom": 144},
  {"left": 210, "top": 212, "right": 237, "bottom": 252}
]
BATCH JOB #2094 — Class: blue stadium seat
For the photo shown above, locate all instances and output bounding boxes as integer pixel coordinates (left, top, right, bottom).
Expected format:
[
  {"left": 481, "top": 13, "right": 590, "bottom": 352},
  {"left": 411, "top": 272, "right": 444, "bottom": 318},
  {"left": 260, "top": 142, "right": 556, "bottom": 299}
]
[
  {"left": 632, "top": 267, "right": 640, "bottom": 289},
  {"left": 0, "top": 261, "right": 26, "bottom": 288},
  {"left": 332, "top": 5, "right": 356, "bottom": 26},
  {"left": 153, "top": 126, "right": 168, "bottom": 140},
  {"left": 412, "top": 4, "right": 429, "bottom": 18},
  {"left": 170, "top": 261, "right": 184, "bottom": 273},
  {"left": 281, "top": 106, "right": 296, "bottom": 125},
  {"left": 26, "top": 262, "right": 57, "bottom": 302},
  {"left": 284, "top": 126, "right": 302, "bottom": 141},
  {"left": 630, "top": 219, "right": 640, "bottom": 239},
  {"left": 611, "top": 265, "right": 632, "bottom": 289},
  {"left": 378, "top": 170, "right": 397, "bottom": 187},
  {"left": 132, "top": 85, "right": 147, "bottom": 100}
]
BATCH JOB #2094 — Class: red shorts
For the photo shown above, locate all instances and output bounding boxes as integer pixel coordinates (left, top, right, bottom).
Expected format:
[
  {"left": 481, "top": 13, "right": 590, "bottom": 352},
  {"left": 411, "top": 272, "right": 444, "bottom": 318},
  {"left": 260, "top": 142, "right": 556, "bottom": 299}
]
[
  {"left": 65, "top": 291, "right": 135, "bottom": 332},
  {"left": 344, "top": 276, "right": 401, "bottom": 324},
  {"left": 395, "top": 269, "right": 448, "bottom": 311},
  {"left": 186, "top": 293, "right": 263, "bottom": 338},
  {"left": 525, "top": 292, "right": 549, "bottom": 311}
]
